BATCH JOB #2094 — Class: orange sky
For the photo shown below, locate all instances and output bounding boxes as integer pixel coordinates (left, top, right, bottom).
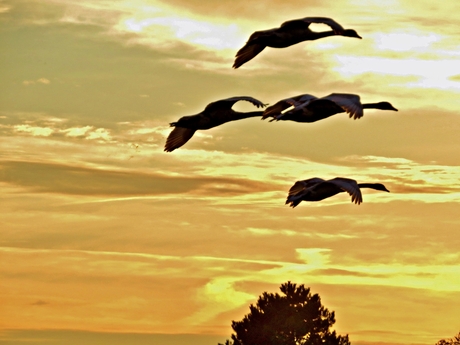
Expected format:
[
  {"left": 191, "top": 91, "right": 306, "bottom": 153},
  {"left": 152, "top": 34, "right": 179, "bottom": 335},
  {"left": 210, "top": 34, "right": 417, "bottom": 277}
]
[{"left": 1, "top": 1, "right": 460, "bottom": 344}]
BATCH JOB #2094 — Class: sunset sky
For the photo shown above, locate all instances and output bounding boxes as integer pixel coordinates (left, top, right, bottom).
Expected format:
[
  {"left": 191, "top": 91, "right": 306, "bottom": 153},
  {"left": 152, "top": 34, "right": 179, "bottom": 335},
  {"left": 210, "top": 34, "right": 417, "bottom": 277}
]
[{"left": 1, "top": 1, "right": 460, "bottom": 344}]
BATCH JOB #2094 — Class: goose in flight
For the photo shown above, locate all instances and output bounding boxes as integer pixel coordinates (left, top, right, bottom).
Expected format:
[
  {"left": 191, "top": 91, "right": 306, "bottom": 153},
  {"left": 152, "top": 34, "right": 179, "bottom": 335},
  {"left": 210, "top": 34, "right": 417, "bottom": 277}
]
[
  {"left": 262, "top": 93, "right": 398, "bottom": 123},
  {"left": 286, "top": 177, "right": 390, "bottom": 207},
  {"left": 233, "top": 17, "right": 361, "bottom": 68},
  {"left": 164, "top": 96, "right": 267, "bottom": 152}
]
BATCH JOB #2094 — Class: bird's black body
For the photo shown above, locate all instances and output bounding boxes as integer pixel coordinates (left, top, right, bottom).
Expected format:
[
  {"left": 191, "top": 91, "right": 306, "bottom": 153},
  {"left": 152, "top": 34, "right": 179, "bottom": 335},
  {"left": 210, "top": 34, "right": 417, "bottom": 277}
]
[
  {"left": 286, "top": 177, "right": 390, "bottom": 207},
  {"left": 233, "top": 17, "right": 362, "bottom": 68},
  {"left": 164, "top": 96, "right": 266, "bottom": 152},
  {"left": 263, "top": 93, "right": 398, "bottom": 123}
]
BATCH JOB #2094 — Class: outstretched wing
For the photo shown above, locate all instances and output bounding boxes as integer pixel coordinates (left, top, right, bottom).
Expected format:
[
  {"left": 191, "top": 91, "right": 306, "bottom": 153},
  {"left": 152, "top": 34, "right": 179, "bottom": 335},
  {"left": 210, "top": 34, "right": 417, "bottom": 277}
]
[
  {"left": 233, "top": 44, "right": 266, "bottom": 69},
  {"left": 279, "top": 18, "right": 314, "bottom": 30},
  {"left": 233, "top": 30, "right": 270, "bottom": 69},
  {"left": 262, "top": 94, "right": 317, "bottom": 119},
  {"left": 322, "top": 93, "right": 363, "bottom": 119},
  {"left": 327, "top": 177, "right": 363, "bottom": 204},
  {"left": 296, "top": 17, "right": 345, "bottom": 33},
  {"left": 288, "top": 177, "right": 325, "bottom": 196},
  {"left": 205, "top": 96, "right": 267, "bottom": 111},
  {"left": 286, "top": 177, "right": 325, "bottom": 207},
  {"left": 164, "top": 127, "right": 196, "bottom": 152}
]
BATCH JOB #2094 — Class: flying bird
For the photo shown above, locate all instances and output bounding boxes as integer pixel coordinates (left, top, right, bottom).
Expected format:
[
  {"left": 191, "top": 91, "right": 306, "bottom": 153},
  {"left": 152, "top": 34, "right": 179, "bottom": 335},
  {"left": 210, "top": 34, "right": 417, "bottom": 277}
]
[
  {"left": 164, "top": 96, "right": 267, "bottom": 152},
  {"left": 262, "top": 93, "right": 398, "bottom": 123},
  {"left": 286, "top": 177, "right": 390, "bottom": 207},
  {"left": 233, "top": 17, "right": 362, "bottom": 68}
]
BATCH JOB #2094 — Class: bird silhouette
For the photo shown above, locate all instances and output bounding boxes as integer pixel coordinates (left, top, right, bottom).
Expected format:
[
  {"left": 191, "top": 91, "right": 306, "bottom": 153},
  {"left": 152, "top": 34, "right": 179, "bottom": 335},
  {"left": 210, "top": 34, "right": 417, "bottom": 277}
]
[
  {"left": 233, "top": 17, "right": 361, "bottom": 68},
  {"left": 286, "top": 177, "right": 390, "bottom": 207},
  {"left": 262, "top": 93, "right": 398, "bottom": 122},
  {"left": 164, "top": 96, "right": 267, "bottom": 152}
]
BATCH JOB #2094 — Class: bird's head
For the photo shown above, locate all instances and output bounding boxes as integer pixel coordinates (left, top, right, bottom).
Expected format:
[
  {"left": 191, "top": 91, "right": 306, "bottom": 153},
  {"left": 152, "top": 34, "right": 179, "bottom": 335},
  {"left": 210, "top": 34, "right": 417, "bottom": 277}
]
[
  {"left": 376, "top": 102, "right": 398, "bottom": 111},
  {"left": 373, "top": 183, "right": 390, "bottom": 192},
  {"left": 342, "top": 29, "right": 362, "bottom": 39}
]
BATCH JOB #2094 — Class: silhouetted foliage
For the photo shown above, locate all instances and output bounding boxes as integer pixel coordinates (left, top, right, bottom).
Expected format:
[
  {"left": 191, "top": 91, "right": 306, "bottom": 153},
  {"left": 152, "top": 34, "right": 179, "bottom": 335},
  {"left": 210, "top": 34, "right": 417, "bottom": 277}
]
[
  {"left": 218, "top": 341, "right": 233, "bottom": 345},
  {"left": 220, "top": 281, "right": 350, "bottom": 345},
  {"left": 435, "top": 332, "right": 460, "bottom": 345}
]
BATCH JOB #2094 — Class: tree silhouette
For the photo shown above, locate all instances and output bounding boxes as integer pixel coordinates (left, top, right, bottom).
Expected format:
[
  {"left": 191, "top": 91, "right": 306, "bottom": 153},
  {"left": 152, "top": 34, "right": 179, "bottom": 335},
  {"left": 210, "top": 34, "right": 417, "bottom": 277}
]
[
  {"left": 221, "top": 281, "right": 350, "bottom": 345},
  {"left": 435, "top": 332, "right": 460, "bottom": 345}
]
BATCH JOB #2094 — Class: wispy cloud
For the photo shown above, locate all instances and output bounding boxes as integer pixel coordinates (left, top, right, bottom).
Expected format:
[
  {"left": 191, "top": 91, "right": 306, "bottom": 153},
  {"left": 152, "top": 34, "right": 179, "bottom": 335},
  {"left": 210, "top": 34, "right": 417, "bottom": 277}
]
[
  {"left": 335, "top": 55, "right": 460, "bottom": 90},
  {"left": 30, "top": 300, "right": 50, "bottom": 306},
  {"left": 0, "top": 3, "right": 11, "bottom": 13},
  {"left": 0, "top": 160, "right": 275, "bottom": 197},
  {"left": 85, "top": 128, "right": 113, "bottom": 142},
  {"left": 62, "top": 126, "right": 93, "bottom": 137},
  {"left": 14, "top": 124, "right": 54, "bottom": 136},
  {"left": 23, "top": 78, "right": 51, "bottom": 85},
  {"left": 118, "top": 16, "right": 241, "bottom": 50},
  {"left": 373, "top": 30, "right": 442, "bottom": 52},
  {"left": 2, "top": 245, "right": 459, "bottom": 335},
  {"left": 245, "top": 227, "right": 357, "bottom": 239},
  {"left": 3, "top": 120, "right": 460, "bottom": 204}
]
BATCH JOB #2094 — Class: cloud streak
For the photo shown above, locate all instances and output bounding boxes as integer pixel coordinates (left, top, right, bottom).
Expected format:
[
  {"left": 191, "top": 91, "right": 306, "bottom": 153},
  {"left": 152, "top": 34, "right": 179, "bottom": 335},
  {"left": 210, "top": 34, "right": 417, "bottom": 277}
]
[
  {"left": 23, "top": 77, "right": 51, "bottom": 85},
  {"left": 1, "top": 245, "right": 460, "bottom": 337},
  {"left": 0, "top": 160, "right": 274, "bottom": 196}
]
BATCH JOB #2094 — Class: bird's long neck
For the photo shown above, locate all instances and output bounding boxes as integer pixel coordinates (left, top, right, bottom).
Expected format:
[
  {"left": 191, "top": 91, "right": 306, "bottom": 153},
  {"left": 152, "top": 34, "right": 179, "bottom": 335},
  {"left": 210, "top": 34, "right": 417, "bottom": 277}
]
[
  {"left": 362, "top": 102, "right": 385, "bottom": 110},
  {"left": 232, "top": 111, "right": 264, "bottom": 121},
  {"left": 308, "top": 30, "right": 336, "bottom": 41},
  {"left": 357, "top": 183, "right": 379, "bottom": 189}
]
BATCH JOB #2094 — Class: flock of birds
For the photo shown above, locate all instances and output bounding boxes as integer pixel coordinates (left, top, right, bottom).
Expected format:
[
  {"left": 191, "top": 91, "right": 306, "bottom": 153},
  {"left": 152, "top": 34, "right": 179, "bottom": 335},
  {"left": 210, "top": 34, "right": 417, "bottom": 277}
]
[{"left": 164, "top": 17, "right": 397, "bottom": 207}]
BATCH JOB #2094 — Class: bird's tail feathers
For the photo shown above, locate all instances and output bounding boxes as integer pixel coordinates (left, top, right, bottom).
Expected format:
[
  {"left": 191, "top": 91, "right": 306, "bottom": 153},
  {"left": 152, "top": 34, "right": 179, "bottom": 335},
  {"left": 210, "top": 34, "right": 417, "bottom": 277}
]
[{"left": 286, "top": 196, "right": 301, "bottom": 208}]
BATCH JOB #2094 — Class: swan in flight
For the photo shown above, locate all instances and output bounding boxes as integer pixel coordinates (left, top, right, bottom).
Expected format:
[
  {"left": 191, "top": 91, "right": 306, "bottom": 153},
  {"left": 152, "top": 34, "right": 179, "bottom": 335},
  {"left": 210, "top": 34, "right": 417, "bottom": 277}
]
[
  {"left": 164, "top": 96, "right": 267, "bottom": 152},
  {"left": 233, "top": 17, "right": 361, "bottom": 68},
  {"left": 262, "top": 93, "right": 397, "bottom": 123},
  {"left": 286, "top": 177, "right": 390, "bottom": 207}
]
